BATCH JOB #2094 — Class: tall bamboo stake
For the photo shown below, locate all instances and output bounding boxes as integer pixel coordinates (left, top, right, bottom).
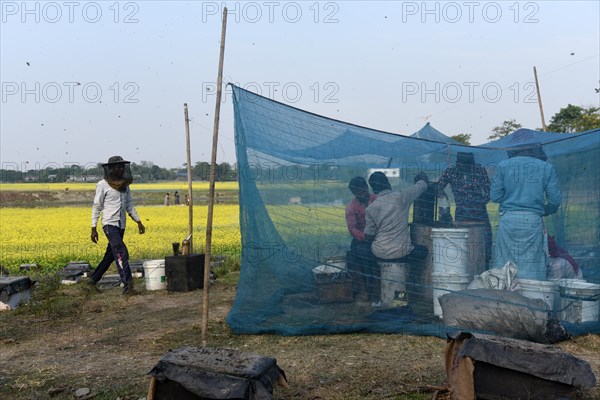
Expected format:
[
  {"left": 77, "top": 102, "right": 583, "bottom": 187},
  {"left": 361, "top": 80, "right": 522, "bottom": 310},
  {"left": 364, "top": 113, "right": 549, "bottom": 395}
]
[
  {"left": 202, "top": 6, "right": 228, "bottom": 348},
  {"left": 533, "top": 66, "right": 547, "bottom": 132},
  {"left": 184, "top": 103, "right": 193, "bottom": 252}
]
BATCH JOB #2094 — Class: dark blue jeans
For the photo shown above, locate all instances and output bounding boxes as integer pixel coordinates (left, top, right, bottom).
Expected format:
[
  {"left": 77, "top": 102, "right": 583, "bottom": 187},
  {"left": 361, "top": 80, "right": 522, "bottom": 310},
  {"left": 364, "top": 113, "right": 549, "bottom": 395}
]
[
  {"left": 90, "top": 225, "right": 132, "bottom": 285},
  {"left": 348, "top": 239, "right": 379, "bottom": 301}
]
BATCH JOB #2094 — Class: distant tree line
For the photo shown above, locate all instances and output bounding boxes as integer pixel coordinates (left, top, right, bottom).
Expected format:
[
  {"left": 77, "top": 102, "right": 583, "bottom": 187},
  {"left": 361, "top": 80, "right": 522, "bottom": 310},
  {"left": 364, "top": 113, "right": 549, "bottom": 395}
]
[
  {"left": 3, "top": 105, "right": 598, "bottom": 182},
  {"left": 0, "top": 161, "right": 237, "bottom": 183},
  {"left": 451, "top": 104, "right": 600, "bottom": 145}
]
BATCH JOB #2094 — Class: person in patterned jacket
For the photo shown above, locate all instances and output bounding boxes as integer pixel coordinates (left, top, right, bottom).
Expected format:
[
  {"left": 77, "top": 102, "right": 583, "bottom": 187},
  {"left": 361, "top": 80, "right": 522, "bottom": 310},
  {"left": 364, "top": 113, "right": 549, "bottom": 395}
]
[{"left": 436, "top": 152, "right": 492, "bottom": 267}]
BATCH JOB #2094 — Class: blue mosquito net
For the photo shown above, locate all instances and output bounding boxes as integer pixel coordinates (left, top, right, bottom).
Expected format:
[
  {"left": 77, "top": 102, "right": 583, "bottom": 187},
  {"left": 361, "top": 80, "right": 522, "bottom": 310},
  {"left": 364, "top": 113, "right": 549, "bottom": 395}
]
[{"left": 226, "top": 84, "right": 600, "bottom": 340}]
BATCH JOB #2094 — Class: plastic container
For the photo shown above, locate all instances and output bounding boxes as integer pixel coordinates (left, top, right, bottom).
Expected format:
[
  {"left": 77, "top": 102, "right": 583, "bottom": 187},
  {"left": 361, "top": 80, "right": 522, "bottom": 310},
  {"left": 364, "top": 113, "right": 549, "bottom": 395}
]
[
  {"left": 432, "top": 273, "right": 470, "bottom": 318},
  {"left": 143, "top": 259, "right": 166, "bottom": 290},
  {"left": 379, "top": 262, "right": 407, "bottom": 308},
  {"left": 431, "top": 228, "right": 469, "bottom": 275},
  {"left": 518, "top": 279, "right": 558, "bottom": 313},
  {"left": 558, "top": 279, "right": 600, "bottom": 323},
  {"left": 322, "top": 256, "right": 347, "bottom": 272}
]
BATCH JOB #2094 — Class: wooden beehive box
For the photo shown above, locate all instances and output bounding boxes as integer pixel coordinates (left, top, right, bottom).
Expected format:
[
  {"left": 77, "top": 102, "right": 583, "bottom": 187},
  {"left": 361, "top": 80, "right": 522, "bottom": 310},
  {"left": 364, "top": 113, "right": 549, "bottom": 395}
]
[
  {"left": 445, "top": 331, "right": 596, "bottom": 399},
  {"left": 314, "top": 271, "right": 353, "bottom": 303}
]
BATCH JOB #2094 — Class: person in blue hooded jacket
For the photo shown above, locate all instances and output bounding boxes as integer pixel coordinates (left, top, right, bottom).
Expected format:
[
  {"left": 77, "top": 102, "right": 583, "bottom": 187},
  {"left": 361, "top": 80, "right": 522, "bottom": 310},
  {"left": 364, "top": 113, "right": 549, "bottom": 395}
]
[{"left": 490, "top": 144, "right": 561, "bottom": 280}]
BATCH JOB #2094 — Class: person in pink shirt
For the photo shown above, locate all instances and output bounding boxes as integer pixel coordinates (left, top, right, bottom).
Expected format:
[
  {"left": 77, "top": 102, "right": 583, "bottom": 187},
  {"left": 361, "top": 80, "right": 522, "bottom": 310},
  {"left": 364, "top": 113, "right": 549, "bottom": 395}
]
[{"left": 345, "top": 177, "right": 377, "bottom": 301}]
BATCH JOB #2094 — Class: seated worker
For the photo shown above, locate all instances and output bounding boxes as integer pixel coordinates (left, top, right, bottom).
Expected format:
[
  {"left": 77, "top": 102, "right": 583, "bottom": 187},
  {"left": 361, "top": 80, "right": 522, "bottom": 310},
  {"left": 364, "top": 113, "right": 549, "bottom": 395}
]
[
  {"left": 436, "top": 152, "right": 492, "bottom": 267},
  {"left": 364, "top": 171, "right": 429, "bottom": 306},
  {"left": 547, "top": 235, "right": 583, "bottom": 280},
  {"left": 345, "top": 177, "right": 377, "bottom": 301}
]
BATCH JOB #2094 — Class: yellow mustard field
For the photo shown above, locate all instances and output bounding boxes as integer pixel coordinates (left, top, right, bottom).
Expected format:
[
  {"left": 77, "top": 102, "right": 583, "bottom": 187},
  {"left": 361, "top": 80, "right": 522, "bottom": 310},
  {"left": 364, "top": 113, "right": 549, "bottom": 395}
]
[
  {"left": 0, "top": 205, "right": 240, "bottom": 272},
  {"left": 0, "top": 181, "right": 239, "bottom": 192}
]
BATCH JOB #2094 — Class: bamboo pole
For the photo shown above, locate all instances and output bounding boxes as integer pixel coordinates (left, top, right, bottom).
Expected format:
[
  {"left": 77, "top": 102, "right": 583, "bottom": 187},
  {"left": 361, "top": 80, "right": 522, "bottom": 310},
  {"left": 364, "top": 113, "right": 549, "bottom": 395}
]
[
  {"left": 533, "top": 66, "right": 547, "bottom": 132},
  {"left": 202, "top": 6, "right": 228, "bottom": 348},
  {"left": 184, "top": 103, "right": 193, "bottom": 253}
]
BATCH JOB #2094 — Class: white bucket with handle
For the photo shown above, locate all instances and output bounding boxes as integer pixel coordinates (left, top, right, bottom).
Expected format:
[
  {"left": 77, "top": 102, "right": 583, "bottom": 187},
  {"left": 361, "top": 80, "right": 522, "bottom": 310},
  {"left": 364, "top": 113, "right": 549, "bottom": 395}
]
[
  {"left": 143, "top": 259, "right": 166, "bottom": 290},
  {"left": 431, "top": 228, "right": 469, "bottom": 275},
  {"left": 379, "top": 262, "right": 408, "bottom": 308},
  {"left": 518, "top": 279, "right": 558, "bottom": 313},
  {"left": 432, "top": 273, "right": 470, "bottom": 318},
  {"left": 558, "top": 279, "right": 600, "bottom": 323}
]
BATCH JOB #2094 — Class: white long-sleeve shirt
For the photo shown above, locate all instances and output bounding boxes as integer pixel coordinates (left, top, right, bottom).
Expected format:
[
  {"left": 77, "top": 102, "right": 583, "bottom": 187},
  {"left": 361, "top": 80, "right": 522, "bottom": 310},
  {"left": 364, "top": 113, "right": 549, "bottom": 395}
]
[
  {"left": 364, "top": 181, "right": 427, "bottom": 260},
  {"left": 91, "top": 180, "right": 141, "bottom": 229}
]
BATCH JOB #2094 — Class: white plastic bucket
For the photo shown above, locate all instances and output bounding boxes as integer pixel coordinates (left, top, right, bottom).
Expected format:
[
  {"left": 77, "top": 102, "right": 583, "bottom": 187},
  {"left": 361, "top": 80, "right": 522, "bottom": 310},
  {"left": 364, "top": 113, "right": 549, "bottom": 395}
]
[
  {"left": 432, "top": 273, "right": 470, "bottom": 318},
  {"left": 518, "top": 279, "right": 558, "bottom": 312},
  {"left": 431, "top": 228, "right": 469, "bottom": 275},
  {"left": 558, "top": 280, "right": 600, "bottom": 323},
  {"left": 143, "top": 259, "right": 166, "bottom": 290},
  {"left": 379, "top": 262, "right": 407, "bottom": 308}
]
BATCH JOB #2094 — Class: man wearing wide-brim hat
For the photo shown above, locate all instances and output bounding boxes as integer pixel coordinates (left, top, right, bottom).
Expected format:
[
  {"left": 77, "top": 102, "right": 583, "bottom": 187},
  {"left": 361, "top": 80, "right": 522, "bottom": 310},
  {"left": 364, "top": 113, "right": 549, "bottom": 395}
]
[{"left": 89, "top": 155, "right": 146, "bottom": 294}]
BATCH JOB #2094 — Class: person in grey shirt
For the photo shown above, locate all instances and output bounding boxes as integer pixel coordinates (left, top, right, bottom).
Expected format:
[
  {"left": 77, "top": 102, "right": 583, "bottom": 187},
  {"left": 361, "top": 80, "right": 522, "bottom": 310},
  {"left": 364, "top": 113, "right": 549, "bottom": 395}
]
[
  {"left": 364, "top": 172, "right": 429, "bottom": 306},
  {"left": 365, "top": 172, "right": 428, "bottom": 260},
  {"left": 89, "top": 156, "right": 146, "bottom": 294}
]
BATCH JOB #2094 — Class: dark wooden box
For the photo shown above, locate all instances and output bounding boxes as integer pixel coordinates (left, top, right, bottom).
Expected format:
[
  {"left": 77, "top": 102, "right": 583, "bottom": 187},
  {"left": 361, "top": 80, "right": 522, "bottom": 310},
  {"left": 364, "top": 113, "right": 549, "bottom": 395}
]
[
  {"left": 446, "top": 331, "right": 596, "bottom": 400},
  {"left": 149, "top": 346, "right": 286, "bottom": 400},
  {"left": 315, "top": 272, "right": 353, "bottom": 303},
  {"left": 165, "top": 254, "right": 205, "bottom": 292}
]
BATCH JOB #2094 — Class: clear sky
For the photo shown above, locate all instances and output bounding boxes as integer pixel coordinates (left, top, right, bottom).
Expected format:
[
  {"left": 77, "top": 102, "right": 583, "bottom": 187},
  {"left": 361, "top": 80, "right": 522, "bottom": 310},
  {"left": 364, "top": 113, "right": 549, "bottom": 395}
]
[{"left": 1, "top": 0, "right": 599, "bottom": 169}]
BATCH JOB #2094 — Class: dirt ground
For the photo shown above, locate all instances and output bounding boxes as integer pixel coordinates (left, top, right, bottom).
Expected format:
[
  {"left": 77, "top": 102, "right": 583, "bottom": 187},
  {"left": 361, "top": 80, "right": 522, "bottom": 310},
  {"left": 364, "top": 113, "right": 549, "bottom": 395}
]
[{"left": 1, "top": 279, "right": 599, "bottom": 400}]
